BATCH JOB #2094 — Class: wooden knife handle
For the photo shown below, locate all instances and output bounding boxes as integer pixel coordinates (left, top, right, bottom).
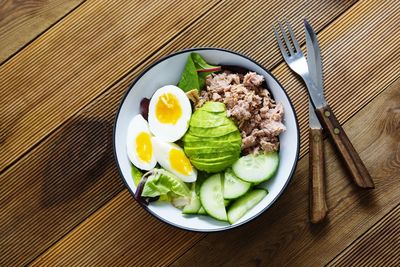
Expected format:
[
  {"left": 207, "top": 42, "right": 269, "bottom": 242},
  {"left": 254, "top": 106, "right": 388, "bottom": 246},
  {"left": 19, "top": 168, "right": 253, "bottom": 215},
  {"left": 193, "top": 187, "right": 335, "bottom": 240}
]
[
  {"left": 315, "top": 104, "right": 375, "bottom": 189},
  {"left": 309, "top": 127, "right": 327, "bottom": 223}
]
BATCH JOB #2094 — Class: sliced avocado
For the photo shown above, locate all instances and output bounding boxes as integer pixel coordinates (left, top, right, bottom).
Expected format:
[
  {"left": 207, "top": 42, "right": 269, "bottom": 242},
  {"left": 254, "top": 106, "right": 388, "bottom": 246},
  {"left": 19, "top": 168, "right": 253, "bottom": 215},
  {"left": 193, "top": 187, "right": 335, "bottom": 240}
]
[
  {"left": 191, "top": 109, "right": 226, "bottom": 120},
  {"left": 188, "top": 154, "right": 237, "bottom": 163},
  {"left": 188, "top": 123, "right": 238, "bottom": 137},
  {"left": 189, "top": 116, "right": 227, "bottom": 128},
  {"left": 184, "top": 144, "right": 241, "bottom": 155},
  {"left": 183, "top": 131, "right": 241, "bottom": 143},
  {"left": 183, "top": 139, "right": 242, "bottom": 149},
  {"left": 191, "top": 160, "right": 233, "bottom": 173},
  {"left": 201, "top": 101, "right": 226, "bottom": 113}
]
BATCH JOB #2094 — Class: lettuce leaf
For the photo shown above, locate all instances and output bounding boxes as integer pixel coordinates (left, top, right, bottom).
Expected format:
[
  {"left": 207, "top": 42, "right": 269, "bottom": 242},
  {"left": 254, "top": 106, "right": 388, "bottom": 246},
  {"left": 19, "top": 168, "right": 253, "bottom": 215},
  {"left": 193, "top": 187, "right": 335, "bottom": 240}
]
[{"left": 141, "top": 168, "right": 191, "bottom": 198}]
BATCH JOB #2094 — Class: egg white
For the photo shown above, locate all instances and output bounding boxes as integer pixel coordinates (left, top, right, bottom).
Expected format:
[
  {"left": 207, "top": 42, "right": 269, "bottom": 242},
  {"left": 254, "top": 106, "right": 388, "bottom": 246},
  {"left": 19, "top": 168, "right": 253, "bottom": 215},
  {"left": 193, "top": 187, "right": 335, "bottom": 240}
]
[
  {"left": 152, "top": 137, "right": 197, "bottom": 183},
  {"left": 148, "top": 85, "right": 192, "bottom": 142},
  {"left": 126, "top": 114, "right": 157, "bottom": 171}
]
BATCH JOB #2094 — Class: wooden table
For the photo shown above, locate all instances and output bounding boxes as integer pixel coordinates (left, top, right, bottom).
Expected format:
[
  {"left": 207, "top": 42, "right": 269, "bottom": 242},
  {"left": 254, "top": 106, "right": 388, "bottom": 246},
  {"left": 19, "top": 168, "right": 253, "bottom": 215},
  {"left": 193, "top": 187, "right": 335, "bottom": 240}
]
[{"left": 0, "top": 0, "right": 399, "bottom": 266}]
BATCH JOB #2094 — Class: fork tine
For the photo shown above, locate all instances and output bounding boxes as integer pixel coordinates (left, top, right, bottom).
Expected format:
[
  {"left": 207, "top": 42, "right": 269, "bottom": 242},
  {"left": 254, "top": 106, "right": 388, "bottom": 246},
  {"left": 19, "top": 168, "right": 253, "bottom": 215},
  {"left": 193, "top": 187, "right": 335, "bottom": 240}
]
[
  {"left": 278, "top": 21, "right": 294, "bottom": 55},
  {"left": 285, "top": 20, "right": 301, "bottom": 53},
  {"left": 273, "top": 26, "right": 288, "bottom": 59}
]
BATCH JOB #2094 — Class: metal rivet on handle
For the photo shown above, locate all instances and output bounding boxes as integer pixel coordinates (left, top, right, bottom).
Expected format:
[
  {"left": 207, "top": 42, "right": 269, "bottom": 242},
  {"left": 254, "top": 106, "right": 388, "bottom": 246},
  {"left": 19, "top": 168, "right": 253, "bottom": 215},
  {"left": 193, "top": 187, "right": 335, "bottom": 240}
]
[
  {"left": 324, "top": 111, "right": 331, "bottom": 117},
  {"left": 334, "top": 128, "right": 340, "bottom": 134}
]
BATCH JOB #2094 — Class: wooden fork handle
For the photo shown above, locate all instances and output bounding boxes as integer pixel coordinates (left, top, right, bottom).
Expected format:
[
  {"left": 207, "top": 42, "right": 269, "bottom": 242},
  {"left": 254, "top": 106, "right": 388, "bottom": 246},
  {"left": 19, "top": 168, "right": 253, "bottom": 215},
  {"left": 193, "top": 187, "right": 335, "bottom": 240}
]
[
  {"left": 309, "top": 127, "right": 327, "bottom": 223},
  {"left": 315, "top": 104, "right": 375, "bottom": 189}
]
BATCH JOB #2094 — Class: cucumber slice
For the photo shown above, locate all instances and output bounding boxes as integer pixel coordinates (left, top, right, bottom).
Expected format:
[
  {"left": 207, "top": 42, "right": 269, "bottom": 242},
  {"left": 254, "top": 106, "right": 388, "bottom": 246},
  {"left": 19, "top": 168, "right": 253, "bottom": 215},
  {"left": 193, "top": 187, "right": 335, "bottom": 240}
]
[
  {"left": 196, "top": 200, "right": 228, "bottom": 215},
  {"left": 224, "top": 199, "right": 230, "bottom": 207},
  {"left": 199, "top": 173, "right": 227, "bottom": 221},
  {"left": 182, "top": 189, "right": 201, "bottom": 214},
  {"left": 223, "top": 169, "right": 252, "bottom": 199},
  {"left": 232, "top": 152, "right": 279, "bottom": 183},
  {"left": 227, "top": 189, "right": 268, "bottom": 224},
  {"left": 197, "top": 206, "right": 207, "bottom": 215}
]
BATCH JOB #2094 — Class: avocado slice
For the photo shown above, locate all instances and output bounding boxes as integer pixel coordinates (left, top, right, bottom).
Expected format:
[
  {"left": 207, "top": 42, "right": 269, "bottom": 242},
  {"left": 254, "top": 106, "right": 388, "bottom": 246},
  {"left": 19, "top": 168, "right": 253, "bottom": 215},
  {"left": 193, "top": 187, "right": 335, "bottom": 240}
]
[
  {"left": 183, "top": 139, "right": 242, "bottom": 148},
  {"left": 185, "top": 144, "right": 241, "bottom": 154},
  {"left": 191, "top": 159, "right": 235, "bottom": 173},
  {"left": 201, "top": 101, "right": 226, "bottom": 113},
  {"left": 188, "top": 124, "right": 238, "bottom": 137},
  {"left": 188, "top": 154, "right": 238, "bottom": 163},
  {"left": 183, "top": 131, "right": 241, "bottom": 143},
  {"left": 189, "top": 116, "right": 227, "bottom": 128}
]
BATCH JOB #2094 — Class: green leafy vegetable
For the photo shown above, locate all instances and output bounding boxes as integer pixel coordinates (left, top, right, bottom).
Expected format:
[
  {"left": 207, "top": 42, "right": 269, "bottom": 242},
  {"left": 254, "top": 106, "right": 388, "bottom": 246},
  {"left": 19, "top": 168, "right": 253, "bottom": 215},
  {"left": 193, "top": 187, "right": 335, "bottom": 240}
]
[
  {"left": 191, "top": 53, "right": 220, "bottom": 70},
  {"left": 178, "top": 53, "right": 221, "bottom": 92},
  {"left": 198, "top": 72, "right": 209, "bottom": 91},
  {"left": 178, "top": 55, "right": 199, "bottom": 92},
  {"left": 131, "top": 165, "right": 143, "bottom": 186},
  {"left": 141, "top": 168, "right": 191, "bottom": 198}
]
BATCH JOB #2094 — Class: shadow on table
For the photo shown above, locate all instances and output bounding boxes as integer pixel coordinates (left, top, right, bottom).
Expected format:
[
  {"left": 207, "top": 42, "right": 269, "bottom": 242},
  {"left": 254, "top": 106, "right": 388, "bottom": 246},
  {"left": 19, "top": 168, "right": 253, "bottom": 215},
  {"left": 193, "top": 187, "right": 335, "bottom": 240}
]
[{"left": 41, "top": 116, "right": 112, "bottom": 207}]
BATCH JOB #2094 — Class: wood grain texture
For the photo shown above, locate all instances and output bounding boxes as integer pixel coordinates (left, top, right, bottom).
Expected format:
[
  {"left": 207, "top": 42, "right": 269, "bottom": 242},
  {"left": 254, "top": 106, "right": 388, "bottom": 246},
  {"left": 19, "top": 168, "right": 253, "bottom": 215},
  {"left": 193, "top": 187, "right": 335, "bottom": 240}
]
[
  {"left": 0, "top": 1, "right": 219, "bottom": 265},
  {"left": 315, "top": 104, "right": 374, "bottom": 188},
  {"left": 0, "top": 1, "right": 357, "bottom": 265},
  {"left": 0, "top": 0, "right": 84, "bottom": 63},
  {"left": 171, "top": 74, "right": 400, "bottom": 267},
  {"left": 328, "top": 204, "right": 400, "bottom": 267},
  {"left": 0, "top": 0, "right": 219, "bottom": 173},
  {"left": 309, "top": 127, "right": 327, "bottom": 223},
  {"left": 31, "top": 190, "right": 205, "bottom": 267},
  {"left": 29, "top": 0, "right": 399, "bottom": 266}
]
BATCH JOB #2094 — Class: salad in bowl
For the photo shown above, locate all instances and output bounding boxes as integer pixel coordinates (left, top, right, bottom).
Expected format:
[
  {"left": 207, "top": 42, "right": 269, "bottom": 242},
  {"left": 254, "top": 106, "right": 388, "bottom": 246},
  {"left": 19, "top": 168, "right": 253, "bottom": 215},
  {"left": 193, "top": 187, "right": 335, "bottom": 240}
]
[{"left": 114, "top": 48, "right": 299, "bottom": 232}]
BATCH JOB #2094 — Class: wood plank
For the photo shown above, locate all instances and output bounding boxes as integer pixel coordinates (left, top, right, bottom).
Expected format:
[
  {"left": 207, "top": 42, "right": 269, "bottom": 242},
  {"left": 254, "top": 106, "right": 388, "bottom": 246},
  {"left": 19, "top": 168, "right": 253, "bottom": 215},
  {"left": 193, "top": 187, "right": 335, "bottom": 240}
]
[
  {"left": 328, "top": 204, "right": 400, "bottom": 266},
  {"left": 31, "top": 190, "right": 206, "bottom": 267},
  {"left": 0, "top": 0, "right": 219, "bottom": 173},
  {"left": 0, "top": 1, "right": 220, "bottom": 266},
  {"left": 170, "top": 76, "right": 400, "bottom": 267},
  {"left": 0, "top": 0, "right": 84, "bottom": 63},
  {"left": 29, "top": 0, "right": 399, "bottom": 266},
  {"left": 0, "top": 1, "right": 358, "bottom": 266}
]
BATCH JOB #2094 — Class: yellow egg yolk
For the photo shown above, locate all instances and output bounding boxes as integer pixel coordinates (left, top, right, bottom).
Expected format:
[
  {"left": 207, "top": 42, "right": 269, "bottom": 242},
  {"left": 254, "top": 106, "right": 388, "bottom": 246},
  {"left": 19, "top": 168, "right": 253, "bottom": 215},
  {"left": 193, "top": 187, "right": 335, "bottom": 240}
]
[
  {"left": 155, "top": 93, "right": 182, "bottom": 124},
  {"left": 169, "top": 149, "right": 192, "bottom": 175},
  {"left": 135, "top": 132, "right": 152, "bottom": 163}
]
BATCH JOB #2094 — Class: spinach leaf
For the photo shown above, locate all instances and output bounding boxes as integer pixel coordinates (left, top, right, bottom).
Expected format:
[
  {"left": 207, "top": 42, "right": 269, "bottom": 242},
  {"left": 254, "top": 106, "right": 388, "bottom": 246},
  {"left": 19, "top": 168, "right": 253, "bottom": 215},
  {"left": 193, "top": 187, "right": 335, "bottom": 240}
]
[
  {"left": 192, "top": 53, "right": 221, "bottom": 90},
  {"left": 177, "top": 55, "right": 199, "bottom": 92},
  {"left": 178, "top": 53, "right": 221, "bottom": 92},
  {"left": 191, "top": 52, "right": 219, "bottom": 70}
]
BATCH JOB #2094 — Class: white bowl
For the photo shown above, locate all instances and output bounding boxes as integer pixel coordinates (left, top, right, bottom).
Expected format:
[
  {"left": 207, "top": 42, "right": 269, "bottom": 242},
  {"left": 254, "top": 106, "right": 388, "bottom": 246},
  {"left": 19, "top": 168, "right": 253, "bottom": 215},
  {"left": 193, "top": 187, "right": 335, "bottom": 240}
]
[{"left": 113, "top": 48, "right": 299, "bottom": 232}]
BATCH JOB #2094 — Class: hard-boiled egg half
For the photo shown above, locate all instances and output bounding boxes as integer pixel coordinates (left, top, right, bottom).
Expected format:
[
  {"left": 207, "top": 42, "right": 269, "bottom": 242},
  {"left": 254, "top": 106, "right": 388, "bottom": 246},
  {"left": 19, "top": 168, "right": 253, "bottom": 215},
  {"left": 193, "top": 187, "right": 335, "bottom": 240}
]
[
  {"left": 126, "top": 114, "right": 157, "bottom": 170},
  {"left": 148, "top": 85, "right": 192, "bottom": 142},
  {"left": 152, "top": 136, "right": 197, "bottom": 182}
]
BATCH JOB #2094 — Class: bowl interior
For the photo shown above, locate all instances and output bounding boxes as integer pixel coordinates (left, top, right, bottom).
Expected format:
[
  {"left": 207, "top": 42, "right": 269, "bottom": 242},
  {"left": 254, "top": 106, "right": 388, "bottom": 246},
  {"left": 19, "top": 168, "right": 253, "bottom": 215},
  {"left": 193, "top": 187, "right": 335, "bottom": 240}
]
[{"left": 114, "top": 48, "right": 299, "bottom": 232}]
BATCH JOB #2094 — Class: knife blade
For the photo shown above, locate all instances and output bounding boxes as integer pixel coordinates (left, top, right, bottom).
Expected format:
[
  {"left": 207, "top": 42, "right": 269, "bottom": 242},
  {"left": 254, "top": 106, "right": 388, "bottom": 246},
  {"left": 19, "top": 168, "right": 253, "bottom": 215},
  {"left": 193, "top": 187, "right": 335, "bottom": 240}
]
[{"left": 303, "top": 18, "right": 374, "bottom": 189}]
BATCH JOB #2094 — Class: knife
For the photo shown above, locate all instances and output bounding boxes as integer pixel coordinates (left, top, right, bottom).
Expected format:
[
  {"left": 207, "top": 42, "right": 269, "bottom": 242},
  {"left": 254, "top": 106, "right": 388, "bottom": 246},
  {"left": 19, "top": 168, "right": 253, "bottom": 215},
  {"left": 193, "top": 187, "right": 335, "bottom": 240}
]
[
  {"left": 303, "top": 19, "right": 375, "bottom": 189},
  {"left": 305, "top": 27, "right": 327, "bottom": 223}
]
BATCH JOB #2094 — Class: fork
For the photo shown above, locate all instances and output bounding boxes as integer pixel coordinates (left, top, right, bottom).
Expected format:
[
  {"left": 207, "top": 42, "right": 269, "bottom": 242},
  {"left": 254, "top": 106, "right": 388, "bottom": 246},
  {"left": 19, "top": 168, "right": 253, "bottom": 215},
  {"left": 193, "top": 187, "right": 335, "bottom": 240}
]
[
  {"left": 273, "top": 21, "right": 316, "bottom": 88},
  {"left": 273, "top": 20, "right": 327, "bottom": 223}
]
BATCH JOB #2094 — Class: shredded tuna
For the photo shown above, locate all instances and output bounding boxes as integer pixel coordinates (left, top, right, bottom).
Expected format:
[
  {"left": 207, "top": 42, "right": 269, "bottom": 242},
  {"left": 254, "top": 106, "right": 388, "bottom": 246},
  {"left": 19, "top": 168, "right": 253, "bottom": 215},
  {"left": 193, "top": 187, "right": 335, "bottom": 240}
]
[{"left": 197, "top": 71, "right": 286, "bottom": 154}]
